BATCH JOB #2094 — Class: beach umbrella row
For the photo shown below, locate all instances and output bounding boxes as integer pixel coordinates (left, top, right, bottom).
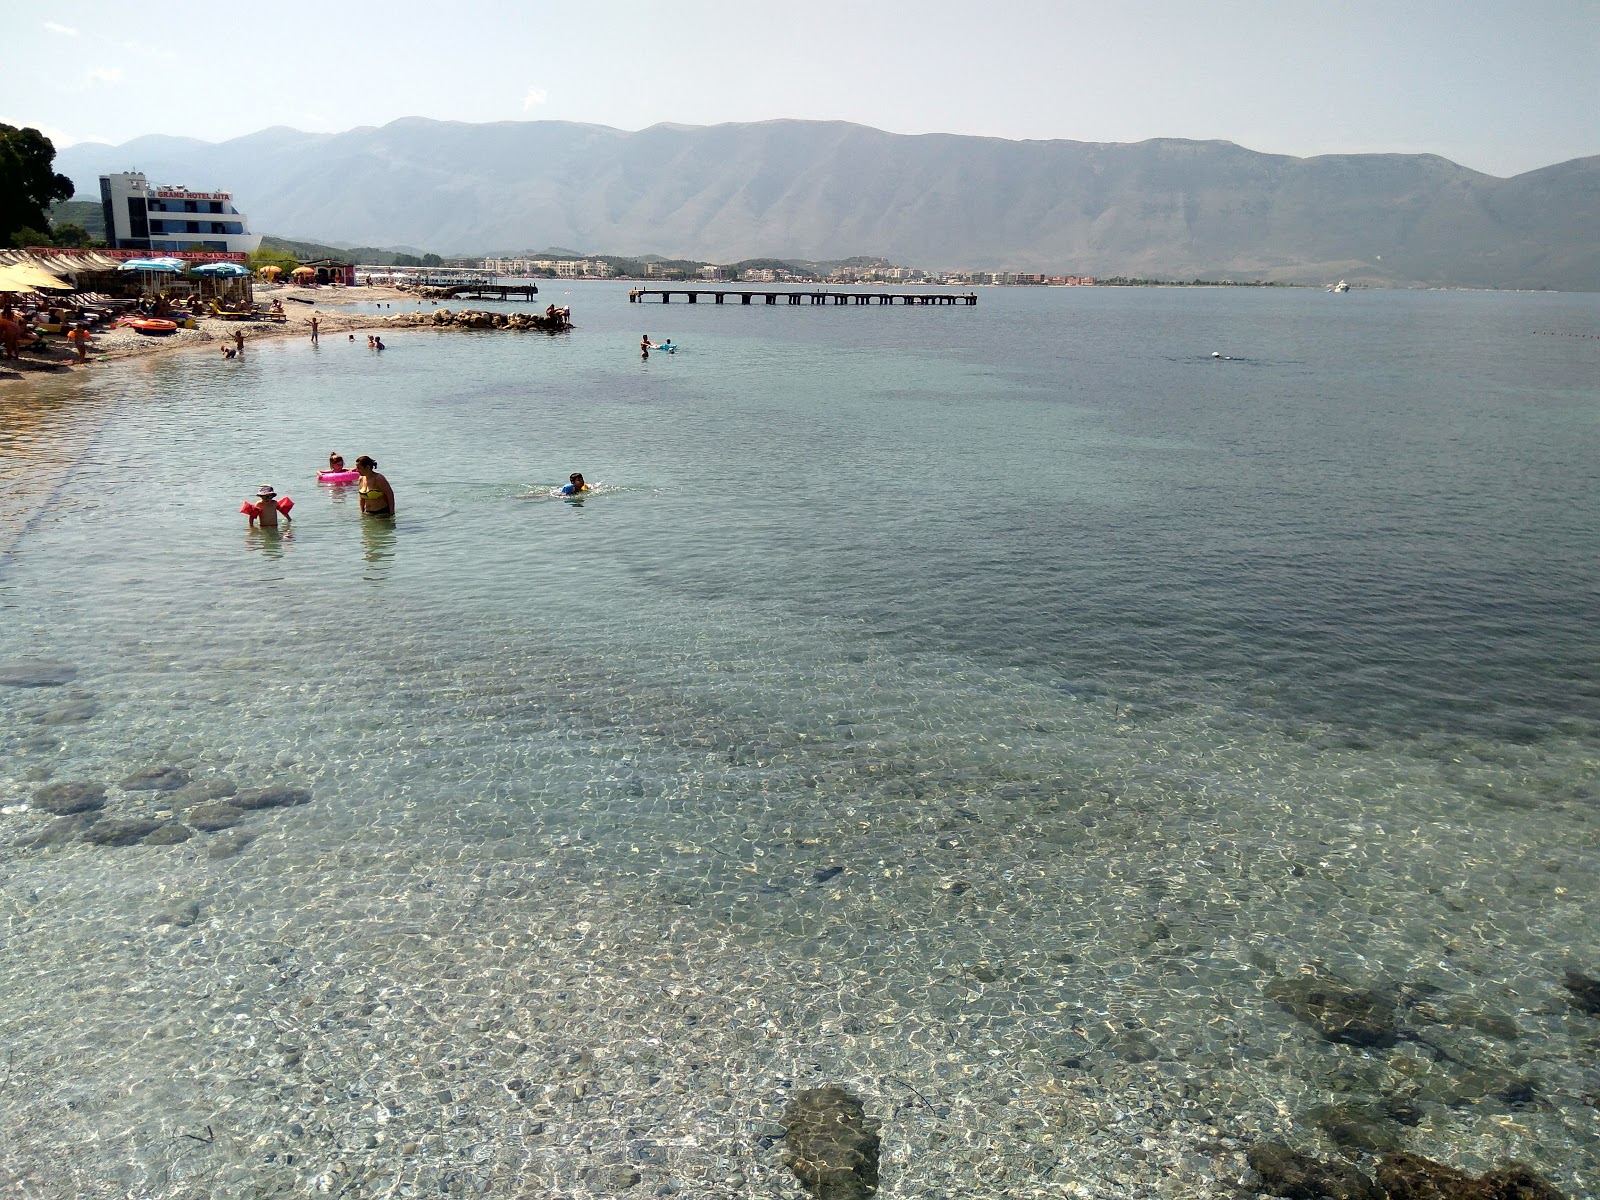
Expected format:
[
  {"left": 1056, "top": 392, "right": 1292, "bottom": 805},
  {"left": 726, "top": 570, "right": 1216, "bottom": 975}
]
[{"left": 117, "top": 257, "right": 187, "bottom": 274}]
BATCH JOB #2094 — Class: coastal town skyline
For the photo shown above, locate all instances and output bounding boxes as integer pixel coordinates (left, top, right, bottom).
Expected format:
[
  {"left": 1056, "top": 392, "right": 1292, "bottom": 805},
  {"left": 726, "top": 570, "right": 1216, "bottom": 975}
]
[{"left": 2, "top": 0, "right": 1597, "bottom": 179}]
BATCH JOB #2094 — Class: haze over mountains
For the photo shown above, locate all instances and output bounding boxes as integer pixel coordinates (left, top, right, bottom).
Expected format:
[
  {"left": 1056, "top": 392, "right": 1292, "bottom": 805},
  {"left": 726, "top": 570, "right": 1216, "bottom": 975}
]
[{"left": 56, "top": 118, "right": 1600, "bottom": 290}]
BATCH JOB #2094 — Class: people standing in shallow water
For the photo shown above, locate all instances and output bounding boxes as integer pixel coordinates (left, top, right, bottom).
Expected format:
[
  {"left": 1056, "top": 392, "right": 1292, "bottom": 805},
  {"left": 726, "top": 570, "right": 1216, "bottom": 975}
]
[
  {"left": 242, "top": 485, "right": 293, "bottom": 528},
  {"left": 640, "top": 334, "right": 654, "bottom": 359},
  {"left": 356, "top": 456, "right": 395, "bottom": 517}
]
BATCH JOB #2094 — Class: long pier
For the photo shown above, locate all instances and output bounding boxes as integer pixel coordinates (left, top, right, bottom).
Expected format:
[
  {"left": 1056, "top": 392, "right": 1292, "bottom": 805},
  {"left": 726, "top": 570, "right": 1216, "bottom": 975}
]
[
  {"left": 628, "top": 288, "right": 976, "bottom": 306},
  {"left": 427, "top": 283, "right": 541, "bottom": 301}
]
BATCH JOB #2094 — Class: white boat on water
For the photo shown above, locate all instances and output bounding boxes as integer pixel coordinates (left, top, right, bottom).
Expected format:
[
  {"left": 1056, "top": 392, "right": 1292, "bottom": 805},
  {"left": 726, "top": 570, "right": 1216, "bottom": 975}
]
[{"left": 1329, "top": 279, "right": 1350, "bottom": 293}]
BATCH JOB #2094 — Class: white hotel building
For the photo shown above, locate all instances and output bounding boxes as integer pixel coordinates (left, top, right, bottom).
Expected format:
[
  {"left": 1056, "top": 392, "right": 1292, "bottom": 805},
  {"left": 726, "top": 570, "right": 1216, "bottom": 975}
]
[{"left": 99, "top": 172, "right": 262, "bottom": 256}]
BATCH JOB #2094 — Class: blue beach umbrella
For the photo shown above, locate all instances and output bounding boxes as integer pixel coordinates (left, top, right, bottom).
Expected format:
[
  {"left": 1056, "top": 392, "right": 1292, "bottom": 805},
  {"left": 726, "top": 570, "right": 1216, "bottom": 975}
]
[
  {"left": 187, "top": 262, "right": 250, "bottom": 277},
  {"left": 118, "top": 257, "right": 186, "bottom": 274}
]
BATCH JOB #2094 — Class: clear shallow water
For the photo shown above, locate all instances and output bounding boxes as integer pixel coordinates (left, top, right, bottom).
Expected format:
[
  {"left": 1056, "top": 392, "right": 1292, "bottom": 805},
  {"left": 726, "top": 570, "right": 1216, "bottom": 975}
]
[{"left": 1, "top": 283, "right": 1597, "bottom": 1197}]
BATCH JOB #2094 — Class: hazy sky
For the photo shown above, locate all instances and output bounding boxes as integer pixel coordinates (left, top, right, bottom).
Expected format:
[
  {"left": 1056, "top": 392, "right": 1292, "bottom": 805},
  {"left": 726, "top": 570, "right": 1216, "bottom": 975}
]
[{"left": 2, "top": 0, "right": 1595, "bottom": 177}]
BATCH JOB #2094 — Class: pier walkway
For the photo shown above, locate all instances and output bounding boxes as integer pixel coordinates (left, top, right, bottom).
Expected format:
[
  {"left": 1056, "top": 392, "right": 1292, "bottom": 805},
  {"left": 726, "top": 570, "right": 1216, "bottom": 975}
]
[
  {"left": 628, "top": 288, "right": 976, "bottom": 306},
  {"left": 427, "top": 283, "right": 541, "bottom": 301}
]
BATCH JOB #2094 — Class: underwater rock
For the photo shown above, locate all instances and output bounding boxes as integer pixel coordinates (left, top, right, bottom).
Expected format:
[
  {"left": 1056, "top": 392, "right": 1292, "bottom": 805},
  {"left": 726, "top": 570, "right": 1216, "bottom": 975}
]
[
  {"left": 1561, "top": 971, "right": 1600, "bottom": 1016},
  {"left": 82, "top": 817, "right": 164, "bottom": 846},
  {"left": 0, "top": 660, "right": 77, "bottom": 687},
  {"left": 1425, "top": 1066, "right": 1539, "bottom": 1109},
  {"left": 1377, "top": 1152, "right": 1565, "bottom": 1199},
  {"left": 1266, "top": 972, "right": 1399, "bottom": 1048},
  {"left": 142, "top": 822, "right": 193, "bottom": 845},
  {"left": 233, "top": 786, "right": 311, "bottom": 810},
  {"left": 16, "top": 815, "right": 92, "bottom": 848},
  {"left": 813, "top": 865, "right": 844, "bottom": 884},
  {"left": 152, "top": 899, "right": 200, "bottom": 928},
  {"left": 205, "top": 829, "right": 254, "bottom": 859},
  {"left": 33, "top": 781, "right": 107, "bottom": 815},
  {"left": 782, "top": 1085, "right": 881, "bottom": 1200},
  {"left": 582, "top": 1165, "right": 642, "bottom": 1192},
  {"left": 173, "top": 778, "right": 238, "bottom": 804},
  {"left": 1308, "top": 1103, "right": 1402, "bottom": 1153},
  {"left": 185, "top": 803, "right": 248, "bottom": 831},
  {"left": 33, "top": 699, "right": 98, "bottom": 724},
  {"left": 119, "top": 766, "right": 191, "bottom": 792},
  {"left": 1246, "top": 1143, "right": 1381, "bottom": 1200}
]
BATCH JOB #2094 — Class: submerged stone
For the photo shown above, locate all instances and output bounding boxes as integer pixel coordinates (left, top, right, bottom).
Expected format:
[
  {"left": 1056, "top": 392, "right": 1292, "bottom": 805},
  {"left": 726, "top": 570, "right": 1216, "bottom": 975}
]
[
  {"left": 782, "top": 1085, "right": 881, "bottom": 1200},
  {"left": 82, "top": 817, "right": 165, "bottom": 846},
  {"left": 33, "top": 699, "right": 98, "bottom": 725},
  {"left": 1561, "top": 971, "right": 1600, "bottom": 1016},
  {"left": 233, "top": 786, "right": 311, "bottom": 810},
  {"left": 16, "top": 815, "right": 91, "bottom": 849},
  {"left": 142, "top": 822, "right": 194, "bottom": 845},
  {"left": 185, "top": 803, "right": 248, "bottom": 831},
  {"left": 206, "top": 829, "right": 254, "bottom": 859},
  {"left": 152, "top": 899, "right": 201, "bottom": 928},
  {"left": 119, "top": 766, "right": 190, "bottom": 792},
  {"left": 0, "top": 660, "right": 77, "bottom": 687},
  {"left": 33, "top": 781, "right": 107, "bottom": 815},
  {"left": 1246, "top": 1143, "right": 1382, "bottom": 1200},
  {"left": 1266, "top": 972, "right": 1399, "bottom": 1048},
  {"left": 173, "top": 777, "right": 238, "bottom": 804},
  {"left": 1308, "top": 1103, "right": 1402, "bottom": 1153},
  {"left": 1377, "top": 1152, "right": 1565, "bottom": 1199}
]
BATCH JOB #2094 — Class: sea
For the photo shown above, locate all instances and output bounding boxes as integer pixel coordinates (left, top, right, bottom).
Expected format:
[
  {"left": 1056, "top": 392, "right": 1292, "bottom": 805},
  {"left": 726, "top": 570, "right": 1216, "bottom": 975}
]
[{"left": 0, "top": 281, "right": 1596, "bottom": 1199}]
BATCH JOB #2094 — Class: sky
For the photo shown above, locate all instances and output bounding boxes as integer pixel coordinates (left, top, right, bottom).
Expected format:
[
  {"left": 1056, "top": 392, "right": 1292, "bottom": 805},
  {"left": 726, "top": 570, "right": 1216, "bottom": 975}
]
[{"left": 2, "top": 0, "right": 1596, "bottom": 178}]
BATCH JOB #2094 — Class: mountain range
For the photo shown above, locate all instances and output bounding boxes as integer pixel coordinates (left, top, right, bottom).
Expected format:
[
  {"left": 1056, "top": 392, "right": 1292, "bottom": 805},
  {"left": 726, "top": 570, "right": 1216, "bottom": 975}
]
[{"left": 56, "top": 118, "right": 1600, "bottom": 290}]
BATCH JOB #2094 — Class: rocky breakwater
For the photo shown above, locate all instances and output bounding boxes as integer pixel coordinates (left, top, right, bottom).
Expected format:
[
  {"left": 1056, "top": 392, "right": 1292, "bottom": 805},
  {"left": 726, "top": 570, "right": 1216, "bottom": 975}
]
[{"left": 384, "top": 308, "right": 571, "bottom": 333}]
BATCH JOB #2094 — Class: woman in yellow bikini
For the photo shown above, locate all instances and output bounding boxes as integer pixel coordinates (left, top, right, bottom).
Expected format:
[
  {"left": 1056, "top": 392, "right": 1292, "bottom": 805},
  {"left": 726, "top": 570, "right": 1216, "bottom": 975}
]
[{"left": 355, "top": 455, "right": 395, "bottom": 517}]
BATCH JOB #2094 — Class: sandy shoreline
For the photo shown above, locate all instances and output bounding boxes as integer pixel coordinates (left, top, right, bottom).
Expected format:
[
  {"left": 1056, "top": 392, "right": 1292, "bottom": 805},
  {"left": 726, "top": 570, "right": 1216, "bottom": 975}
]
[{"left": 0, "top": 284, "right": 426, "bottom": 393}]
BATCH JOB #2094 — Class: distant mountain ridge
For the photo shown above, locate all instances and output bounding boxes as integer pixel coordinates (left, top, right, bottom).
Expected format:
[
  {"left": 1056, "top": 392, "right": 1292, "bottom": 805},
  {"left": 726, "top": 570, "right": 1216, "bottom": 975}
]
[{"left": 56, "top": 118, "right": 1600, "bottom": 290}]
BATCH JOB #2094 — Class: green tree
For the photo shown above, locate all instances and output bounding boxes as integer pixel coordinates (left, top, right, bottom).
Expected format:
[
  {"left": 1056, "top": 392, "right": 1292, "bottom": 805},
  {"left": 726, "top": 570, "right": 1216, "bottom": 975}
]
[
  {"left": 420, "top": 253, "right": 442, "bottom": 267},
  {"left": 49, "top": 223, "right": 91, "bottom": 248},
  {"left": 9, "top": 225, "right": 53, "bottom": 249},
  {"left": 248, "top": 246, "right": 300, "bottom": 277},
  {"left": 1, "top": 125, "right": 74, "bottom": 247}
]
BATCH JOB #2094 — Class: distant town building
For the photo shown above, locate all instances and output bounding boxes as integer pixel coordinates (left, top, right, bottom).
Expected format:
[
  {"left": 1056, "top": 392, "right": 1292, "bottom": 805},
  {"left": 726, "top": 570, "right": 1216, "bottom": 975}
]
[
  {"left": 99, "top": 172, "right": 261, "bottom": 255},
  {"left": 483, "top": 256, "right": 610, "bottom": 278}
]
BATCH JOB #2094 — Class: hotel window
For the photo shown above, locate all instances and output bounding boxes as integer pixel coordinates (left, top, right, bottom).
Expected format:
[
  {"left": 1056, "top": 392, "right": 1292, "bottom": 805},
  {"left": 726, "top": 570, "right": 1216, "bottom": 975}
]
[
  {"left": 186, "top": 221, "right": 200, "bottom": 233},
  {"left": 150, "top": 220, "right": 166, "bottom": 233}
]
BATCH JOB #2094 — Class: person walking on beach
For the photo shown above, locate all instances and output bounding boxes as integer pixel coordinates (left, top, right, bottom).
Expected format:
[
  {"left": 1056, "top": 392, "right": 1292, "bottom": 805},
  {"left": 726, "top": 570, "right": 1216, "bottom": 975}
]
[
  {"left": 68, "top": 324, "right": 90, "bottom": 363},
  {"left": 355, "top": 456, "right": 395, "bottom": 517},
  {"left": 310, "top": 314, "right": 320, "bottom": 345}
]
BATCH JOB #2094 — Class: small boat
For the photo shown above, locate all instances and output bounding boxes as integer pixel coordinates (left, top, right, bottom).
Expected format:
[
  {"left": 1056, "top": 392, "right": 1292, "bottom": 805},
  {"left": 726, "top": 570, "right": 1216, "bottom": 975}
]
[
  {"left": 127, "top": 318, "right": 178, "bottom": 336},
  {"left": 1330, "top": 279, "right": 1350, "bottom": 293}
]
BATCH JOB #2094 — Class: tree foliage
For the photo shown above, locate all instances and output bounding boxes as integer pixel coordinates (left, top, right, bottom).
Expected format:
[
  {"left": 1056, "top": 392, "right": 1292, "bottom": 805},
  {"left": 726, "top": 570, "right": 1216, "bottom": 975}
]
[{"left": 1, "top": 125, "right": 74, "bottom": 248}]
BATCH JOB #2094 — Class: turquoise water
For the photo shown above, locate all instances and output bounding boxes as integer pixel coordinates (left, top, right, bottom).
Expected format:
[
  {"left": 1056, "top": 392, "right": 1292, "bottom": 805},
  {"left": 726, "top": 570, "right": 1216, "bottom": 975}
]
[{"left": 1, "top": 283, "right": 1597, "bottom": 1197}]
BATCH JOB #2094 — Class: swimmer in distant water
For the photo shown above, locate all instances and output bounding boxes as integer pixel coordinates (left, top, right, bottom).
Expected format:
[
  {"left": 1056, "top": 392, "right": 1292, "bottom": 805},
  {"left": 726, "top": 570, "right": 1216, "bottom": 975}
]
[{"left": 561, "top": 472, "right": 589, "bottom": 495}]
